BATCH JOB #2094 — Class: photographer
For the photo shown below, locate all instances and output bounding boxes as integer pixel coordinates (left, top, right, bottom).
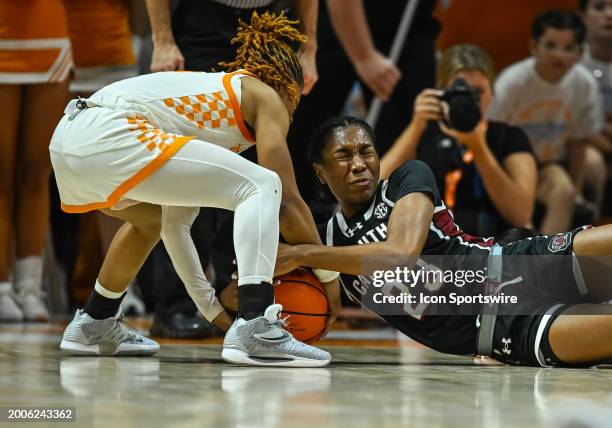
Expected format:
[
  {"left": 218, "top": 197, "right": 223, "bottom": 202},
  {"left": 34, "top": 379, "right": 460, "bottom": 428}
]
[{"left": 381, "top": 44, "right": 537, "bottom": 237}]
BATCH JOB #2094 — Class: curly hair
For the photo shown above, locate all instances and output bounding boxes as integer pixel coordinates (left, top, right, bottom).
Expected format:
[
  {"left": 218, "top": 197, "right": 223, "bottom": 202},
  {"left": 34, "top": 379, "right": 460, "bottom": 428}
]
[{"left": 220, "top": 11, "right": 306, "bottom": 109}]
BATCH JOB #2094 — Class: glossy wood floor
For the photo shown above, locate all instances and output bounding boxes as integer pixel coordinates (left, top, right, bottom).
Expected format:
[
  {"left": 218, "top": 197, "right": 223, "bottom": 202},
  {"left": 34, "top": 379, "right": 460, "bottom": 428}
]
[{"left": 0, "top": 320, "right": 611, "bottom": 428}]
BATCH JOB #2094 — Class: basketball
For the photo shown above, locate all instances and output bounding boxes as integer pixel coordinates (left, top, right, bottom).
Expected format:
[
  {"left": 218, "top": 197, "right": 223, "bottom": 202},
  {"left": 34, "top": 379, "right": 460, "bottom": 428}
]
[{"left": 274, "top": 269, "right": 329, "bottom": 343}]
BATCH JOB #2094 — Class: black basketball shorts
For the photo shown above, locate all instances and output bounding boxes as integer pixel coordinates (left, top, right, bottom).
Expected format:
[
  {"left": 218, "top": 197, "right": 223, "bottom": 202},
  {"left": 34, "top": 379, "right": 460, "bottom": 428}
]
[{"left": 485, "top": 226, "right": 592, "bottom": 367}]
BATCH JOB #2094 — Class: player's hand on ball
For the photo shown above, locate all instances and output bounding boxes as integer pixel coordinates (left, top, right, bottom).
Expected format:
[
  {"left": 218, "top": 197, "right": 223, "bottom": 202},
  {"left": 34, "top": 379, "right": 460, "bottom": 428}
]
[
  {"left": 321, "top": 278, "right": 341, "bottom": 337},
  {"left": 275, "top": 243, "right": 302, "bottom": 277}
]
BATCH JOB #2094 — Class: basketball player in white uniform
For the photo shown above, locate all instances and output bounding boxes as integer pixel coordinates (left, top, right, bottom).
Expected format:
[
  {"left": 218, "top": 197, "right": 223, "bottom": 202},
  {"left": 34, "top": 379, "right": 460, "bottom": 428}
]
[{"left": 51, "top": 12, "right": 340, "bottom": 367}]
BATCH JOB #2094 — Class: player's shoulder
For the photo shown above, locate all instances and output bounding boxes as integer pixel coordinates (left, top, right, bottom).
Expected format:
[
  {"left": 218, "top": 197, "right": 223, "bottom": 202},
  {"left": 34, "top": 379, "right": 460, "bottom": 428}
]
[
  {"left": 389, "top": 159, "right": 433, "bottom": 179},
  {"left": 242, "top": 75, "right": 284, "bottom": 107}
]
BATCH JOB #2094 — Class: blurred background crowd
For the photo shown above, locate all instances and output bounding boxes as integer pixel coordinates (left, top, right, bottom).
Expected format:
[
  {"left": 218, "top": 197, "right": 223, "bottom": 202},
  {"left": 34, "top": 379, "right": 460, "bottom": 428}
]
[{"left": 0, "top": 0, "right": 610, "bottom": 339}]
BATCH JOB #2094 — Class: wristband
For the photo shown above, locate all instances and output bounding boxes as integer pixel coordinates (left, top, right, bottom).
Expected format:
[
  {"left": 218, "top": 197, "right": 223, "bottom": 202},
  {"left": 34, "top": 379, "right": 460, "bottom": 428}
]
[{"left": 313, "top": 268, "right": 340, "bottom": 283}]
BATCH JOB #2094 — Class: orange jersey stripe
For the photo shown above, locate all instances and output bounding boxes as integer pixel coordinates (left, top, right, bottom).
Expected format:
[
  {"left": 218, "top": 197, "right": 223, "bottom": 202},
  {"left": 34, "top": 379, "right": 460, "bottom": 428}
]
[{"left": 222, "top": 70, "right": 256, "bottom": 143}]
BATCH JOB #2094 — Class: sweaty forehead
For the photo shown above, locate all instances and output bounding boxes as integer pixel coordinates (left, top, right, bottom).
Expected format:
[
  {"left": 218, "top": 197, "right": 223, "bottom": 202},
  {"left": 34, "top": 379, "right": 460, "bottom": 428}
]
[{"left": 329, "top": 126, "right": 372, "bottom": 151}]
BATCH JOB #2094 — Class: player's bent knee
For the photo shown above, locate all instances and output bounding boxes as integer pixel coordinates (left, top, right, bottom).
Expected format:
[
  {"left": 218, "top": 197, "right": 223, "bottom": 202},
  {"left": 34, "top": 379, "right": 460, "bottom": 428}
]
[
  {"left": 258, "top": 169, "right": 281, "bottom": 193},
  {"left": 139, "top": 220, "right": 162, "bottom": 239},
  {"left": 241, "top": 167, "right": 282, "bottom": 203}
]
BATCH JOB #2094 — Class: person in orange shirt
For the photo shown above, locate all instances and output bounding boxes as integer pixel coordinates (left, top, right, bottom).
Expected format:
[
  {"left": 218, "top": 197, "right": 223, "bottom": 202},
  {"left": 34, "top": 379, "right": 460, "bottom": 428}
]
[{"left": 0, "top": 0, "right": 71, "bottom": 321}]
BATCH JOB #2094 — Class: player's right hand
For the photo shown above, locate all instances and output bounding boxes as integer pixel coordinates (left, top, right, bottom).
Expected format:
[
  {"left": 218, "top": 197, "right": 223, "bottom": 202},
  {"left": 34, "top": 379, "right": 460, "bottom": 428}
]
[
  {"left": 320, "top": 278, "right": 341, "bottom": 338},
  {"left": 274, "top": 243, "right": 302, "bottom": 277},
  {"left": 353, "top": 50, "right": 401, "bottom": 101},
  {"left": 151, "top": 43, "right": 185, "bottom": 72}
]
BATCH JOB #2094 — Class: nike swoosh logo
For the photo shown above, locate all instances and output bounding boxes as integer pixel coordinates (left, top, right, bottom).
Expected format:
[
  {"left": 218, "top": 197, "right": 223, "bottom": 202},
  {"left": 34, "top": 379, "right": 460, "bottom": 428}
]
[{"left": 255, "top": 332, "right": 290, "bottom": 343}]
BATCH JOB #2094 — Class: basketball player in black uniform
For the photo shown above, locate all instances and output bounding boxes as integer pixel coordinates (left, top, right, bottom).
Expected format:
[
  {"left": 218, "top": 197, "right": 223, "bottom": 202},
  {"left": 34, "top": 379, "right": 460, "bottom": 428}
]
[{"left": 276, "top": 116, "right": 612, "bottom": 367}]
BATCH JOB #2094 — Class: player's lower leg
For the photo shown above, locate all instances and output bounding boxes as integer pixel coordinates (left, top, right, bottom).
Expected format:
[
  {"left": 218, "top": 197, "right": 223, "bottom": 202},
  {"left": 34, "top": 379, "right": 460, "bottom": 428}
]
[{"left": 61, "top": 207, "right": 161, "bottom": 356}]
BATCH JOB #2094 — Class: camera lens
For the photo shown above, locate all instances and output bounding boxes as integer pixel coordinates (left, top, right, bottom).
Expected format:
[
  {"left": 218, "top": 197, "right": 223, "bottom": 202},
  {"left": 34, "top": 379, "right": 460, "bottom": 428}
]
[
  {"left": 441, "top": 79, "right": 482, "bottom": 132},
  {"left": 448, "top": 96, "right": 481, "bottom": 132}
]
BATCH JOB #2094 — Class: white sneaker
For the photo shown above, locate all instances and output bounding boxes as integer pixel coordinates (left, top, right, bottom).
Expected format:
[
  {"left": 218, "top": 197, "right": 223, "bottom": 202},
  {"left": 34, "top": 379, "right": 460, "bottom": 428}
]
[
  {"left": 222, "top": 304, "right": 331, "bottom": 367},
  {"left": 60, "top": 309, "right": 159, "bottom": 356},
  {"left": 0, "top": 282, "right": 23, "bottom": 322},
  {"left": 17, "top": 289, "right": 49, "bottom": 322}
]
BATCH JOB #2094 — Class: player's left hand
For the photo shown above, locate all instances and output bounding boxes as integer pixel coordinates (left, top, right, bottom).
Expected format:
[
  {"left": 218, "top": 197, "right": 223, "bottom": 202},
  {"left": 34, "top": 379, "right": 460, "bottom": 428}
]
[
  {"left": 297, "top": 42, "right": 318, "bottom": 95},
  {"left": 438, "top": 119, "right": 488, "bottom": 153}
]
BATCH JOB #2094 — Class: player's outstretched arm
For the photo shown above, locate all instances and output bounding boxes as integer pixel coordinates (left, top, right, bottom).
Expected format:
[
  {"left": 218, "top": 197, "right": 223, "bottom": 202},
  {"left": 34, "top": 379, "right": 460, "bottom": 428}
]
[
  {"left": 276, "top": 192, "right": 434, "bottom": 276},
  {"left": 160, "top": 206, "right": 233, "bottom": 332}
]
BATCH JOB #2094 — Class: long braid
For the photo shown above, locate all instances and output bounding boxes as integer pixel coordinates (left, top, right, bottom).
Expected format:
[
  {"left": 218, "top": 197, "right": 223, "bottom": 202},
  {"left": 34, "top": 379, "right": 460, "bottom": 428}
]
[{"left": 220, "top": 11, "right": 306, "bottom": 109}]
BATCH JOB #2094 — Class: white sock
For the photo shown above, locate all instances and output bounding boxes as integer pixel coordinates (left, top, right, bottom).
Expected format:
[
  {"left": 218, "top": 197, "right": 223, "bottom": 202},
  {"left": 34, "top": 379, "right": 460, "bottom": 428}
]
[
  {"left": 94, "top": 280, "right": 125, "bottom": 299},
  {"left": 14, "top": 256, "right": 43, "bottom": 292}
]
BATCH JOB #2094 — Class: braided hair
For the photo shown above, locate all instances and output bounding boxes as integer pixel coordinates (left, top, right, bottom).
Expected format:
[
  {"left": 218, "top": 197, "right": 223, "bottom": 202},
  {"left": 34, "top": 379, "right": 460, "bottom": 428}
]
[{"left": 220, "top": 11, "right": 306, "bottom": 109}]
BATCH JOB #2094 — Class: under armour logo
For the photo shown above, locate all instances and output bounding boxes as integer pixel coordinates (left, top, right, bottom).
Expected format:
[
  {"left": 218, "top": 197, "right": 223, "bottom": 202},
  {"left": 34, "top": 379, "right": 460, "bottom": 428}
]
[
  {"left": 346, "top": 222, "right": 363, "bottom": 237},
  {"left": 502, "top": 337, "right": 512, "bottom": 355},
  {"left": 374, "top": 203, "right": 388, "bottom": 220}
]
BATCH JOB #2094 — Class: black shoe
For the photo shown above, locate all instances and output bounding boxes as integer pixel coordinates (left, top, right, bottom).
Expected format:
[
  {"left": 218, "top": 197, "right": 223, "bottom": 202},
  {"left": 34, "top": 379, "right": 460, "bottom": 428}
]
[{"left": 150, "top": 311, "right": 223, "bottom": 339}]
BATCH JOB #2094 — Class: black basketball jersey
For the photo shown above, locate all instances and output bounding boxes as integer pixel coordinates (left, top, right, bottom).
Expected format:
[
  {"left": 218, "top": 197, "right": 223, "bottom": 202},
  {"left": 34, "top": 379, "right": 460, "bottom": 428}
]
[{"left": 323, "top": 160, "right": 495, "bottom": 355}]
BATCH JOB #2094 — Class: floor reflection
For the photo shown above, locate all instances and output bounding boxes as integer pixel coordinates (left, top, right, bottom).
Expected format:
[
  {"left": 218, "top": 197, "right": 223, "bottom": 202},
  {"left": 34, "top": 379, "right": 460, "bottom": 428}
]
[{"left": 0, "top": 333, "right": 611, "bottom": 428}]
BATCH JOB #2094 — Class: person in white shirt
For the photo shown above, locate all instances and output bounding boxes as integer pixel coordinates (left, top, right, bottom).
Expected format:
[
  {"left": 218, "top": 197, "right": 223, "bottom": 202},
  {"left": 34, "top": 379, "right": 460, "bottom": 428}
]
[
  {"left": 489, "top": 10, "right": 603, "bottom": 234},
  {"left": 580, "top": 0, "right": 612, "bottom": 213}
]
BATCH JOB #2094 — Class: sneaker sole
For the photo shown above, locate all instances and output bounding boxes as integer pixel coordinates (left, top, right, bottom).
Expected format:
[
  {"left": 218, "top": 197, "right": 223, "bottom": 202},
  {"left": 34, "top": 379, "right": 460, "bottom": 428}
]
[
  {"left": 60, "top": 339, "right": 160, "bottom": 356},
  {"left": 221, "top": 348, "right": 331, "bottom": 367}
]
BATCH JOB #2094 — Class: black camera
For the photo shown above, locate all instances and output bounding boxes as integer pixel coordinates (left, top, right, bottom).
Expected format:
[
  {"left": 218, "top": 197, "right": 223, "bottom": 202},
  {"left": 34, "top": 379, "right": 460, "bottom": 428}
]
[{"left": 440, "top": 78, "right": 482, "bottom": 132}]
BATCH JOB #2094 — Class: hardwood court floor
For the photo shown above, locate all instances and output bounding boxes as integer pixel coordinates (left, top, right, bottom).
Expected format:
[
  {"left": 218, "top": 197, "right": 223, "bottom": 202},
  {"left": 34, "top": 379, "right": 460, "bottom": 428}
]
[{"left": 0, "top": 320, "right": 611, "bottom": 428}]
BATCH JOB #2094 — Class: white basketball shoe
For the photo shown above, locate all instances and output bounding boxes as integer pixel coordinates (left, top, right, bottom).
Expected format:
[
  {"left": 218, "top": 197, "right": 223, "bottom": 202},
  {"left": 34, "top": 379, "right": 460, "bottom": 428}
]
[
  {"left": 222, "top": 304, "right": 331, "bottom": 367},
  {"left": 60, "top": 309, "right": 159, "bottom": 356}
]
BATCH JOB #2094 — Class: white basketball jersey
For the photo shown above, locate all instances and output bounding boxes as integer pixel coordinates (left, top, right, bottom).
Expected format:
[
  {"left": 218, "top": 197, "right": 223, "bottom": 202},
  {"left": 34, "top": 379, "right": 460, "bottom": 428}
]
[{"left": 88, "top": 70, "right": 256, "bottom": 154}]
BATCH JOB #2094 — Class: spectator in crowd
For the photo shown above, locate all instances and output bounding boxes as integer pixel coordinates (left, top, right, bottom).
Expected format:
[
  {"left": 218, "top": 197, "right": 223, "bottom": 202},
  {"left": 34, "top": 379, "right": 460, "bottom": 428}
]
[
  {"left": 287, "top": 0, "right": 440, "bottom": 204},
  {"left": 144, "top": 0, "right": 318, "bottom": 338},
  {"left": 489, "top": 10, "right": 603, "bottom": 234},
  {"left": 380, "top": 44, "right": 537, "bottom": 238},
  {"left": 580, "top": 0, "right": 612, "bottom": 214},
  {"left": 435, "top": 0, "right": 578, "bottom": 71},
  {"left": 0, "top": 0, "right": 71, "bottom": 321}
]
